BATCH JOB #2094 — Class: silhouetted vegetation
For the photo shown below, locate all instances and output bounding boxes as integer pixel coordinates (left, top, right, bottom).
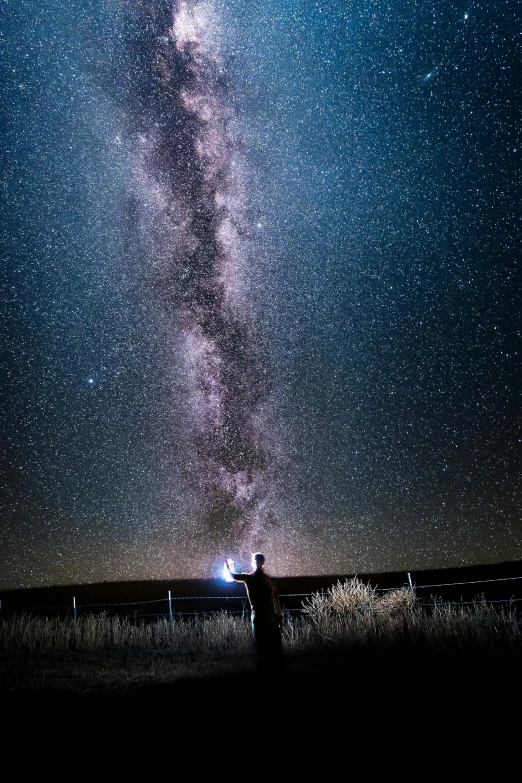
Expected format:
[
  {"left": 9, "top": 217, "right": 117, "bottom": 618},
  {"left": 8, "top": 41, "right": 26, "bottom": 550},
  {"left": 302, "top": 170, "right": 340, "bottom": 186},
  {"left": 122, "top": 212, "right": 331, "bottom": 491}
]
[{"left": 1, "top": 579, "right": 520, "bottom": 694}]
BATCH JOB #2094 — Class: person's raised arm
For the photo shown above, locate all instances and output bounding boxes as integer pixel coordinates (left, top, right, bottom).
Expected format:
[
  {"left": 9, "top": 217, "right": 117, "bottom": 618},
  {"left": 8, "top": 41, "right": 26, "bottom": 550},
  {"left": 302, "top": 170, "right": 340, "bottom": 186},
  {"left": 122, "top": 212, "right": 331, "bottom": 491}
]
[{"left": 224, "top": 558, "right": 244, "bottom": 582}]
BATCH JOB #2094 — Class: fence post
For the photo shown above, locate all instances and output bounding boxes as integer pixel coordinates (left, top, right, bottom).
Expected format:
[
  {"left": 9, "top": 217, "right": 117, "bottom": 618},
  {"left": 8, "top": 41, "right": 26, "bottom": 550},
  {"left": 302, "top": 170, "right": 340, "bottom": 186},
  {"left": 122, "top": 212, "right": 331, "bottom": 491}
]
[
  {"left": 407, "top": 573, "right": 413, "bottom": 591},
  {"left": 73, "top": 596, "right": 77, "bottom": 620},
  {"left": 168, "top": 590, "right": 173, "bottom": 624}
]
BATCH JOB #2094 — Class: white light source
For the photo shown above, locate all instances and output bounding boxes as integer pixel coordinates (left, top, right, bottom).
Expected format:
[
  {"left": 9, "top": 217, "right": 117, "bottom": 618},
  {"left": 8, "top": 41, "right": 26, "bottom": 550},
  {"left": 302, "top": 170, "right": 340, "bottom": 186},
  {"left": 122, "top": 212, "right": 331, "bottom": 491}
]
[{"left": 223, "top": 558, "right": 235, "bottom": 582}]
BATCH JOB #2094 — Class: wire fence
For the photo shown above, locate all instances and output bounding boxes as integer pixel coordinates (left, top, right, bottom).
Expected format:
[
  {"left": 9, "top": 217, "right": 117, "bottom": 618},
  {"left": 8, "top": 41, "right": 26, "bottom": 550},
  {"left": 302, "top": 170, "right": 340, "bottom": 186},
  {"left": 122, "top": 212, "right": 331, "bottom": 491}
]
[
  {"left": 0, "top": 573, "right": 522, "bottom": 620},
  {"left": 414, "top": 575, "right": 522, "bottom": 589},
  {"left": 2, "top": 571, "right": 522, "bottom": 617}
]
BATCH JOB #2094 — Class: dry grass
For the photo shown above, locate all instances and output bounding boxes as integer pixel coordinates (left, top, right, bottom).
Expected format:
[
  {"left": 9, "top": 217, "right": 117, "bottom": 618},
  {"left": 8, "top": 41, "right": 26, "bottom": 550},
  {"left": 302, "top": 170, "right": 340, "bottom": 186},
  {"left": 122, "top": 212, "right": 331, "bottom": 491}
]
[
  {"left": 299, "top": 577, "right": 521, "bottom": 652},
  {"left": 0, "top": 610, "right": 252, "bottom": 653},
  {"left": 1, "top": 579, "right": 520, "bottom": 693},
  {"left": 0, "top": 611, "right": 255, "bottom": 693}
]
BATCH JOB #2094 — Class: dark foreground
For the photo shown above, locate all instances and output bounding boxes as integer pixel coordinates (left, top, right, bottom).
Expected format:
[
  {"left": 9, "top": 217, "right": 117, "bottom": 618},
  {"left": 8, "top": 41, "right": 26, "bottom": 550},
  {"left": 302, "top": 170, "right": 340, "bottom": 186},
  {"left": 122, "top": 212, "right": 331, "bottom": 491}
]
[{"left": 4, "top": 652, "right": 520, "bottom": 778}]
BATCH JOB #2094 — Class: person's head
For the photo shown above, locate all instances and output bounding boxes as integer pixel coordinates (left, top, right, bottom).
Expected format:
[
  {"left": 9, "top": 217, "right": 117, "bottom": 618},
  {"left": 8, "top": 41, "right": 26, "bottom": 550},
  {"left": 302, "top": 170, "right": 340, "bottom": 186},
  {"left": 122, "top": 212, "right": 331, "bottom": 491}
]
[{"left": 252, "top": 552, "right": 265, "bottom": 570}]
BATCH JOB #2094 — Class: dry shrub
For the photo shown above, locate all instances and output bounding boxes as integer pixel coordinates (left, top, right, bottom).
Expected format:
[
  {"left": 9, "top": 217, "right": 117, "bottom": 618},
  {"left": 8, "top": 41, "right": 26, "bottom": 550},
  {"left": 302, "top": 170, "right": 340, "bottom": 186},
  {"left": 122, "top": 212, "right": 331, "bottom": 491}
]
[
  {"left": 375, "top": 587, "right": 415, "bottom": 617},
  {"left": 300, "top": 578, "right": 521, "bottom": 653},
  {"left": 300, "top": 577, "right": 416, "bottom": 647},
  {"left": 303, "top": 577, "right": 377, "bottom": 622}
]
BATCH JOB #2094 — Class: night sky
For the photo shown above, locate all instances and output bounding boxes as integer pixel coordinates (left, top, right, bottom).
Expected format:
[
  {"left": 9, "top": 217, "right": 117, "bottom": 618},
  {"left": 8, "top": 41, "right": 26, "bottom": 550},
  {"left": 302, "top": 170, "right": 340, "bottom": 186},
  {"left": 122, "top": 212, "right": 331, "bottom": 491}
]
[{"left": 1, "top": 0, "right": 521, "bottom": 589}]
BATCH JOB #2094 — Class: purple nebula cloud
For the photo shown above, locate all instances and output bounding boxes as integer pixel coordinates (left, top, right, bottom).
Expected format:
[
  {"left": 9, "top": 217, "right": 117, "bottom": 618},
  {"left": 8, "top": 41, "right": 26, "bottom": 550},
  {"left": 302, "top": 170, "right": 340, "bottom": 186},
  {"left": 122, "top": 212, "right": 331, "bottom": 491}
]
[{"left": 126, "top": 1, "right": 277, "bottom": 551}]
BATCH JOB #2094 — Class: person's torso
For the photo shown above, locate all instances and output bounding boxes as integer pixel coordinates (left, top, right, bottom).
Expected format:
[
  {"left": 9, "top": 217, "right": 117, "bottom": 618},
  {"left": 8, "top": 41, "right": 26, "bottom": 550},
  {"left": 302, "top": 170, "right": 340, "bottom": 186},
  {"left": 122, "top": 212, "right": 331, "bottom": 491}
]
[{"left": 244, "top": 571, "right": 276, "bottom": 613}]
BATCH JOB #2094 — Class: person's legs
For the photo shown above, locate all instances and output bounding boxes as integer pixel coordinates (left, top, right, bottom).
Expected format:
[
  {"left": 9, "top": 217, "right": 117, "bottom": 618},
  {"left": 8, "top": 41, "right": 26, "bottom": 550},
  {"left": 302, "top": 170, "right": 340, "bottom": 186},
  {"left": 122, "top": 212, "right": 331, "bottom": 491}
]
[{"left": 252, "top": 614, "right": 284, "bottom": 673}]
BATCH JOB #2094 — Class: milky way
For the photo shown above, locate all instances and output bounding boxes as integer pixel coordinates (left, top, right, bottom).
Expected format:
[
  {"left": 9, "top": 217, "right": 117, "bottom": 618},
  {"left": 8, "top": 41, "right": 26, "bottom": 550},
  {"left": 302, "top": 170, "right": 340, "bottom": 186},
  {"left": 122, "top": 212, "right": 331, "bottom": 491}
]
[{"left": 123, "top": 1, "right": 276, "bottom": 552}]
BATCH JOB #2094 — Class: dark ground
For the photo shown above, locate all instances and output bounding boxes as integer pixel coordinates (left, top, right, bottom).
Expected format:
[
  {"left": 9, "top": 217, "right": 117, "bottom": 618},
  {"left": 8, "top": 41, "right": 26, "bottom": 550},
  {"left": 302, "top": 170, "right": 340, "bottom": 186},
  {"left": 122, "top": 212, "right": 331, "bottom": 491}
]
[
  {"left": 3, "top": 562, "right": 521, "bottom": 774},
  {"left": 3, "top": 652, "right": 520, "bottom": 777}
]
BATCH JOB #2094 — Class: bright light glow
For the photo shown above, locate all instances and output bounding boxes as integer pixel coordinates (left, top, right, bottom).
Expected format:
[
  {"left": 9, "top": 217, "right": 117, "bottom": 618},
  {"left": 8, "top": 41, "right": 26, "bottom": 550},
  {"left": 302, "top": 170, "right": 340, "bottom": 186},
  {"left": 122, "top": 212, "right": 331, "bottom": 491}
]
[{"left": 223, "top": 558, "right": 235, "bottom": 581}]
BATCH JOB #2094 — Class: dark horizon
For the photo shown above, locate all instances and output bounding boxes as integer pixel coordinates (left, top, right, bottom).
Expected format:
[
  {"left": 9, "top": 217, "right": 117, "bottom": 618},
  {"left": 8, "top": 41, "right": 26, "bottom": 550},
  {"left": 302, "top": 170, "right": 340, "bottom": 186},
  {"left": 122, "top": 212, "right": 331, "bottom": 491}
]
[{"left": 2, "top": 555, "right": 522, "bottom": 596}]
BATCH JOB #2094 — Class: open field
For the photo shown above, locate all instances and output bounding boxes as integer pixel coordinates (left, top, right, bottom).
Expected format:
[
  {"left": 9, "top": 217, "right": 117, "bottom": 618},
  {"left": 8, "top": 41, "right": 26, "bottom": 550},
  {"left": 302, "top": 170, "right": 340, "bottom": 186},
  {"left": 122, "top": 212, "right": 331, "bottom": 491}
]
[
  {"left": 2, "top": 577, "right": 521, "bottom": 696},
  {"left": 3, "top": 575, "right": 521, "bottom": 776}
]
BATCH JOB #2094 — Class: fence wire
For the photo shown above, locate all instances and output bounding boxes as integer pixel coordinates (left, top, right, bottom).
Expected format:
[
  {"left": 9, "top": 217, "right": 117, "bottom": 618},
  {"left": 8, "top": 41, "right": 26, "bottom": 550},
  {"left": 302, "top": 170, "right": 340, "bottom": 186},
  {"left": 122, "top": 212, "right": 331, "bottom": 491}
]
[
  {"left": 3, "top": 571, "right": 522, "bottom": 614},
  {"left": 413, "top": 575, "right": 522, "bottom": 589}
]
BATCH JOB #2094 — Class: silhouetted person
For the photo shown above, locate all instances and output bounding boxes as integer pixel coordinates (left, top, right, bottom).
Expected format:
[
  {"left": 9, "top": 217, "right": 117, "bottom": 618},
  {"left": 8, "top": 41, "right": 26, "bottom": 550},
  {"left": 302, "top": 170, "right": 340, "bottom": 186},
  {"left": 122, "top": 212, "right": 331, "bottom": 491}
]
[{"left": 225, "top": 553, "right": 284, "bottom": 672}]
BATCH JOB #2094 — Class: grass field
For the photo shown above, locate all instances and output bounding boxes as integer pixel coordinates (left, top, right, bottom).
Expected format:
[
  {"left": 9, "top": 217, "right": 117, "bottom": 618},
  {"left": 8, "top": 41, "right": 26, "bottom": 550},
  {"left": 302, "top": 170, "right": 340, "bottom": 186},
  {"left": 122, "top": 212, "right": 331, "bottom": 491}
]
[
  {"left": 2, "top": 578, "right": 520, "bottom": 695},
  {"left": 3, "top": 576, "right": 521, "bottom": 779}
]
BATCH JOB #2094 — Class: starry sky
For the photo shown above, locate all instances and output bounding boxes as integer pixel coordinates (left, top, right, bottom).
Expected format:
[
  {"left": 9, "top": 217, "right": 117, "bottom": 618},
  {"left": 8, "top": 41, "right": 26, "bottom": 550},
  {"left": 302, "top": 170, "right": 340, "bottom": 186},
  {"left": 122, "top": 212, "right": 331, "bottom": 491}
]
[{"left": 1, "top": 0, "right": 521, "bottom": 589}]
